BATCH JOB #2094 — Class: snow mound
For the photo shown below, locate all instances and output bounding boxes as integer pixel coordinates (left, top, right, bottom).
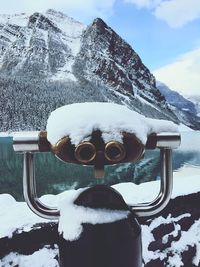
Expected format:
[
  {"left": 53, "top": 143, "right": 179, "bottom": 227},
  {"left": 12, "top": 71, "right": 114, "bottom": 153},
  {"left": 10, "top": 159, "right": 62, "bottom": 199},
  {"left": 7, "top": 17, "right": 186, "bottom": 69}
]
[
  {"left": 0, "top": 173, "right": 199, "bottom": 240},
  {"left": 46, "top": 102, "right": 178, "bottom": 146},
  {"left": 58, "top": 188, "right": 129, "bottom": 241},
  {"left": 0, "top": 194, "right": 16, "bottom": 208},
  {"left": 0, "top": 246, "right": 58, "bottom": 267},
  {"left": 0, "top": 199, "right": 48, "bottom": 239},
  {"left": 113, "top": 174, "right": 200, "bottom": 205}
]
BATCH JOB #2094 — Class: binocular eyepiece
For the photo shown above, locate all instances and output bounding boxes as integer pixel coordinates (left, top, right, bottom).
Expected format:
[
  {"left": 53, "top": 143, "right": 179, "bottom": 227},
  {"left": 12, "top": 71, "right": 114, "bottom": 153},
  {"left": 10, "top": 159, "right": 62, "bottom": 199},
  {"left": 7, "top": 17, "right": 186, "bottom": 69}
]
[
  {"left": 50, "top": 130, "right": 145, "bottom": 177},
  {"left": 60, "top": 139, "right": 128, "bottom": 165},
  {"left": 13, "top": 130, "right": 181, "bottom": 180},
  {"left": 104, "top": 141, "right": 126, "bottom": 163},
  {"left": 75, "top": 142, "right": 97, "bottom": 164},
  {"left": 13, "top": 130, "right": 146, "bottom": 178}
]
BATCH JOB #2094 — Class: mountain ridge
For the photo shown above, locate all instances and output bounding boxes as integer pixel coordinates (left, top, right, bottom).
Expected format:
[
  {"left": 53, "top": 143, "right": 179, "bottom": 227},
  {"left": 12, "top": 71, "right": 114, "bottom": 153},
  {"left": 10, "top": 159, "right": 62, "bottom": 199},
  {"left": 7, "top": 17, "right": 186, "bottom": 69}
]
[
  {"left": 0, "top": 9, "right": 199, "bottom": 131},
  {"left": 156, "top": 81, "right": 197, "bottom": 115},
  {"left": 187, "top": 95, "right": 200, "bottom": 117},
  {"left": 156, "top": 81, "right": 200, "bottom": 130}
]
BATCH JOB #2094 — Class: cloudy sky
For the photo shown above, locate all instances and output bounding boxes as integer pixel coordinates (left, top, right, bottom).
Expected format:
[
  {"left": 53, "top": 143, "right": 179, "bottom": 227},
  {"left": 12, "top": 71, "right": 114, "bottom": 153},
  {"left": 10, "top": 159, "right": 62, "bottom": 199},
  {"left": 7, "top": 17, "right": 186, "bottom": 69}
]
[{"left": 1, "top": 0, "right": 200, "bottom": 96}]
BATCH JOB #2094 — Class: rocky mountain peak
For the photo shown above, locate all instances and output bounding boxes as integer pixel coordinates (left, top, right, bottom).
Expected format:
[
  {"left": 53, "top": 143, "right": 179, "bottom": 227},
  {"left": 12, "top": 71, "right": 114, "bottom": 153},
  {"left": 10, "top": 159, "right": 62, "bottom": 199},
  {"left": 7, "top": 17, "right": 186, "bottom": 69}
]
[
  {"left": 0, "top": 10, "right": 199, "bottom": 131},
  {"left": 28, "top": 12, "right": 61, "bottom": 32},
  {"left": 75, "top": 16, "right": 162, "bottom": 102},
  {"left": 46, "top": 9, "right": 67, "bottom": 18},
  {"left": 91, "top": 17, "right": 109, "bottom": 32},
  {"left": 0, "top": 9, "right": 86, "bottom": 78}
]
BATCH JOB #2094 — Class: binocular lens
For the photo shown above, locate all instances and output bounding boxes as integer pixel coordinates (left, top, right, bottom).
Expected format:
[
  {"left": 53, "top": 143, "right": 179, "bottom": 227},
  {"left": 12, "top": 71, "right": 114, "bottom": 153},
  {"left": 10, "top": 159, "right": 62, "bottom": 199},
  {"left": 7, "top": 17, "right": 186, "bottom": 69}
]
[
  {"left": 105, "top": 142, "right": 126, "bottom": 163},
  {"left": 51, "top": 133, "right": 144, "bottom": 166},
  {"left": 75, "top": 142, "right": 96, "bottom": 164}
]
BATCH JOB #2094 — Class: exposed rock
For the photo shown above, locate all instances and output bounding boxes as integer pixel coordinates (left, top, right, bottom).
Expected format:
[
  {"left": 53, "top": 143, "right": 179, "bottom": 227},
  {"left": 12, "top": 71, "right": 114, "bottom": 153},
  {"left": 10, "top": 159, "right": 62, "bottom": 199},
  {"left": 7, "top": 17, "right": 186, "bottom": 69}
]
[
  {"left": 0, "top": 223, "right": 58, "bottom": 258},
  {"left": 152, "top": 222, "right": 175, "bottom": 240},
  {"left": 181, "top": 245, "right": 197, "bottom": 266},
  {"left": 145, "top": 258, "right": 165, "bottom": 267},
  {"left": 177, "top": 215, "right": 194, "bottom": 232},
  {"left": 0, "top": 10, "right": 199, "bottom": 131},
  {"left": 28, "top": 12, "right": 61, "bottom": 32}
]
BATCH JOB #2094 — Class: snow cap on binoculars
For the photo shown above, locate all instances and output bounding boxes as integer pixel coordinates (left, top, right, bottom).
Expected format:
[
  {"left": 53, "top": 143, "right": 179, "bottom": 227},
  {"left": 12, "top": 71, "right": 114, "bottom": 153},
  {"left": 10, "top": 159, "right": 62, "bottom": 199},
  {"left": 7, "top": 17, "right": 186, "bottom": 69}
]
[{"left": 46, "top": 102, "right": 179, "bottom": 146}]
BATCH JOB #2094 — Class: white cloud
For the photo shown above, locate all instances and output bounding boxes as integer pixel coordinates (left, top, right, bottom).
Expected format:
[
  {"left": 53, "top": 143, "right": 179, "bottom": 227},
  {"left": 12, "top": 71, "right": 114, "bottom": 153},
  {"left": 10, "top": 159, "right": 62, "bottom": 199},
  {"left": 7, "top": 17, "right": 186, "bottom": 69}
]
[
  {"left": 124, "top": 0, "right": 200, "bottom": 28},
  {"left": 0, "top": 0, "right": 116, "bottom": 22},
  {"left": 154, "top": 0, "right": 200, "bottom": 28},
  {"left": 153, "top": 48, "right": 200, "bottom": 96},
  {"left": 2, "top": 0, "right": 200, "bottom": 28},
  {"left": 124, "top": 0, "right": 162, "bottom": 9}
]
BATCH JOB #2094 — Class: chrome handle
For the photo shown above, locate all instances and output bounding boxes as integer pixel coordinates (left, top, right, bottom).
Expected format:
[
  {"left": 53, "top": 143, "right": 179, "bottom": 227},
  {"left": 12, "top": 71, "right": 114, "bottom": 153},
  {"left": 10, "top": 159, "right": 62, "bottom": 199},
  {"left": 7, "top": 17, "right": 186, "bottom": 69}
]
[
  {"left": 23, "top": 152, "right": 59, "bottom": 219},
  {"left": 13, "top": 131, "right": 41, "bottom": 152},
  {"left": 13, "top": 132, "right": 181, "bottom": 219},
  {"left": 131, "top": 148, "right": 172, "bottom": 217},
  {"left": 13, "top": 131, "right": 50, "bottom": 153}
]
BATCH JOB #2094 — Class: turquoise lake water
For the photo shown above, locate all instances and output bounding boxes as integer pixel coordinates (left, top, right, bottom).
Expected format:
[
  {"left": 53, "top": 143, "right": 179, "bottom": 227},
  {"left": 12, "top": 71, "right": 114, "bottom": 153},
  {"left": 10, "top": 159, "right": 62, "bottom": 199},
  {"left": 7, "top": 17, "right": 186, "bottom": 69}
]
[{"left": 0, "top": 132, "right": 199, "bottom": 200}]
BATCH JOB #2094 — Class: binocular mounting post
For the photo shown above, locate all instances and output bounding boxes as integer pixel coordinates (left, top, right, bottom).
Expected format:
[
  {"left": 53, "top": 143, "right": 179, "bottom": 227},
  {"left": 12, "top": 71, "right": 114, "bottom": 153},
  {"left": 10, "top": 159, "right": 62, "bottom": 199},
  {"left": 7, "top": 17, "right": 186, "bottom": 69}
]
[{"left": 13, "top": 131, "right": 181, "bottom": 267}]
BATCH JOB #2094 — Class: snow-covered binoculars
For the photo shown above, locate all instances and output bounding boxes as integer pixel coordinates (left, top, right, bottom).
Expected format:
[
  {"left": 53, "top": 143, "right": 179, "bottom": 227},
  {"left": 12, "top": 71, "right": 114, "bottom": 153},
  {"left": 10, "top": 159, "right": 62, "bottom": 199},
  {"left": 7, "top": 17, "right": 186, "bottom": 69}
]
[{"left": 13, "top": 130, "right": 180, "bottom": 220}]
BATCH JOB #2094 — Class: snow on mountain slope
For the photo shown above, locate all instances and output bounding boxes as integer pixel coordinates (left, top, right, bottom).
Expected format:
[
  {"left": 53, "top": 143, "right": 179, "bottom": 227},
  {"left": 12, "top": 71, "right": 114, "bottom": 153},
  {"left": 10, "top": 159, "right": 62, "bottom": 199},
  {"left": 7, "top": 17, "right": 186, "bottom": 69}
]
[
  {"left": 46, "top": 9, "right": 86, "bottom": 39},
  {"left": 0, "top": 9, "right": 199, "bottom": 131},
  {"left": 0, "top": 13, "right": 29, "bottom": 27},
  {"left": 188, "top": 95, "right": 200, "bottom": 117},
  {"left": 156, "top": 81, "right": 197, "bottom": 115},
  {"left": 73, "top": 17, "right": 178, "bottom": 123},
  {"left": 156, "top": 81, "right": 200, "bottom": 129},
  {"left": 0, "top": 9, "right": 86, "bottom": 80}
]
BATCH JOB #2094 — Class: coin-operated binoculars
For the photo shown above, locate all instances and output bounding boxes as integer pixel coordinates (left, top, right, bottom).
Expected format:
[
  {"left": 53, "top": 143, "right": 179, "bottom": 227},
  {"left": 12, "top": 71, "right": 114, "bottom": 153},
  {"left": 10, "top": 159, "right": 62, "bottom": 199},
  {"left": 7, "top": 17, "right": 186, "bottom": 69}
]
[{"left": 13, "top": 116, "right": 180, "bottom": 267}]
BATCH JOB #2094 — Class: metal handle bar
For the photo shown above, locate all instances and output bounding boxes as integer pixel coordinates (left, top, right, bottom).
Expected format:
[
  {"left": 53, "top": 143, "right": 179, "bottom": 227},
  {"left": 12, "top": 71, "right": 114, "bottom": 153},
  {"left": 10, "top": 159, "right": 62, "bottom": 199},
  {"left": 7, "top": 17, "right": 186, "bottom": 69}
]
[
  {"left": 13, "top": 131, "right": 180, "bottom": 152},
  {"left": 23, "top": 152, "right": 59, "bottom": 219},
  {"left": 131, "top": 148, "right": 172, "bottom": 217},
  {"left": 13, "top": 131, "right": 181, "bottom": 219}
]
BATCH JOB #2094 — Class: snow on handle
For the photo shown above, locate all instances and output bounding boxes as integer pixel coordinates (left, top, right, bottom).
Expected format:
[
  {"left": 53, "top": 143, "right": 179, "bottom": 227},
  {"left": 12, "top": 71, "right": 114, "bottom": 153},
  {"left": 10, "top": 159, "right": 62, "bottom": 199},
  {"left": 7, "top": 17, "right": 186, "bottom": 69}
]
[
  {"left": 46, "top": 102, "right": 179, "bottom": 146},
  {"left": 58, "top": 188, "right": 129, "bottom": 241}
]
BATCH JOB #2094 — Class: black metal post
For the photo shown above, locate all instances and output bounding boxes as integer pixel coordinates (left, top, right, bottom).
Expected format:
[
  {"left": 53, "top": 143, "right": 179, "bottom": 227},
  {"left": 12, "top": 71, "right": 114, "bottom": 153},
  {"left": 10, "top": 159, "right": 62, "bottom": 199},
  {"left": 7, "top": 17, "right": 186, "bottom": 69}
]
[{"left": 58, "top": 185, "right": 142, "bottom": 267}]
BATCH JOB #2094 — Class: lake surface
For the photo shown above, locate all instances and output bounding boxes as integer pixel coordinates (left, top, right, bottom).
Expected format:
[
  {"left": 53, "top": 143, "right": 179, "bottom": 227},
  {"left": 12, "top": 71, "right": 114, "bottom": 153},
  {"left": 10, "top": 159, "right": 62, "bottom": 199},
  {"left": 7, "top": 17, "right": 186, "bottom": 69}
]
[{"left": 0, "top": 132, "right": 200, "bottom": 201}]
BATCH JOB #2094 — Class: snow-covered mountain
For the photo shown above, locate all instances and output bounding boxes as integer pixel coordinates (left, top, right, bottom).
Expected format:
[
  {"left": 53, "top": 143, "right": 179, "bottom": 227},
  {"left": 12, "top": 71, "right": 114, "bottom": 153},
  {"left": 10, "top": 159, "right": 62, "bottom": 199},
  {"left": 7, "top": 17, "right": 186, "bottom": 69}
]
[
  {"left": 156, "top": 81, "right": 200, "bottom": 129},
  {"left": 0, "top": 9, "right": 199, "bottom": 131},
  {"left": 188, "top": 96, "right": 200, "bottom": 117},
  {"left": 156, "top": 81, "right": 197, "bottom": 115},
  {"left": 0, "top": 10, "right": 86, "bottom": 79}
]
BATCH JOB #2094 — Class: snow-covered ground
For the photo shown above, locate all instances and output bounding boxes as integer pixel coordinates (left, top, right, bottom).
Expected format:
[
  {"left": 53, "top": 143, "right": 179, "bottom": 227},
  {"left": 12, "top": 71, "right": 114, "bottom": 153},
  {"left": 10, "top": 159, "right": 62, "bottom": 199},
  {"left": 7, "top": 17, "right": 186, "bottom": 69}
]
[
  {"left": 0, "top": 172, "right": 200, "bottom": 266},
  {"left": 0, "top": 132, "right": 12, "bottom": 137},
  {"left": 0, "top": 174, "right": 199, "bottom": 241},
  {"left": 178, "top": 123, "right": 194, "bottom": 132},
  {"left": 0, "top": 247, "right": 59, "bottom": 267}
]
